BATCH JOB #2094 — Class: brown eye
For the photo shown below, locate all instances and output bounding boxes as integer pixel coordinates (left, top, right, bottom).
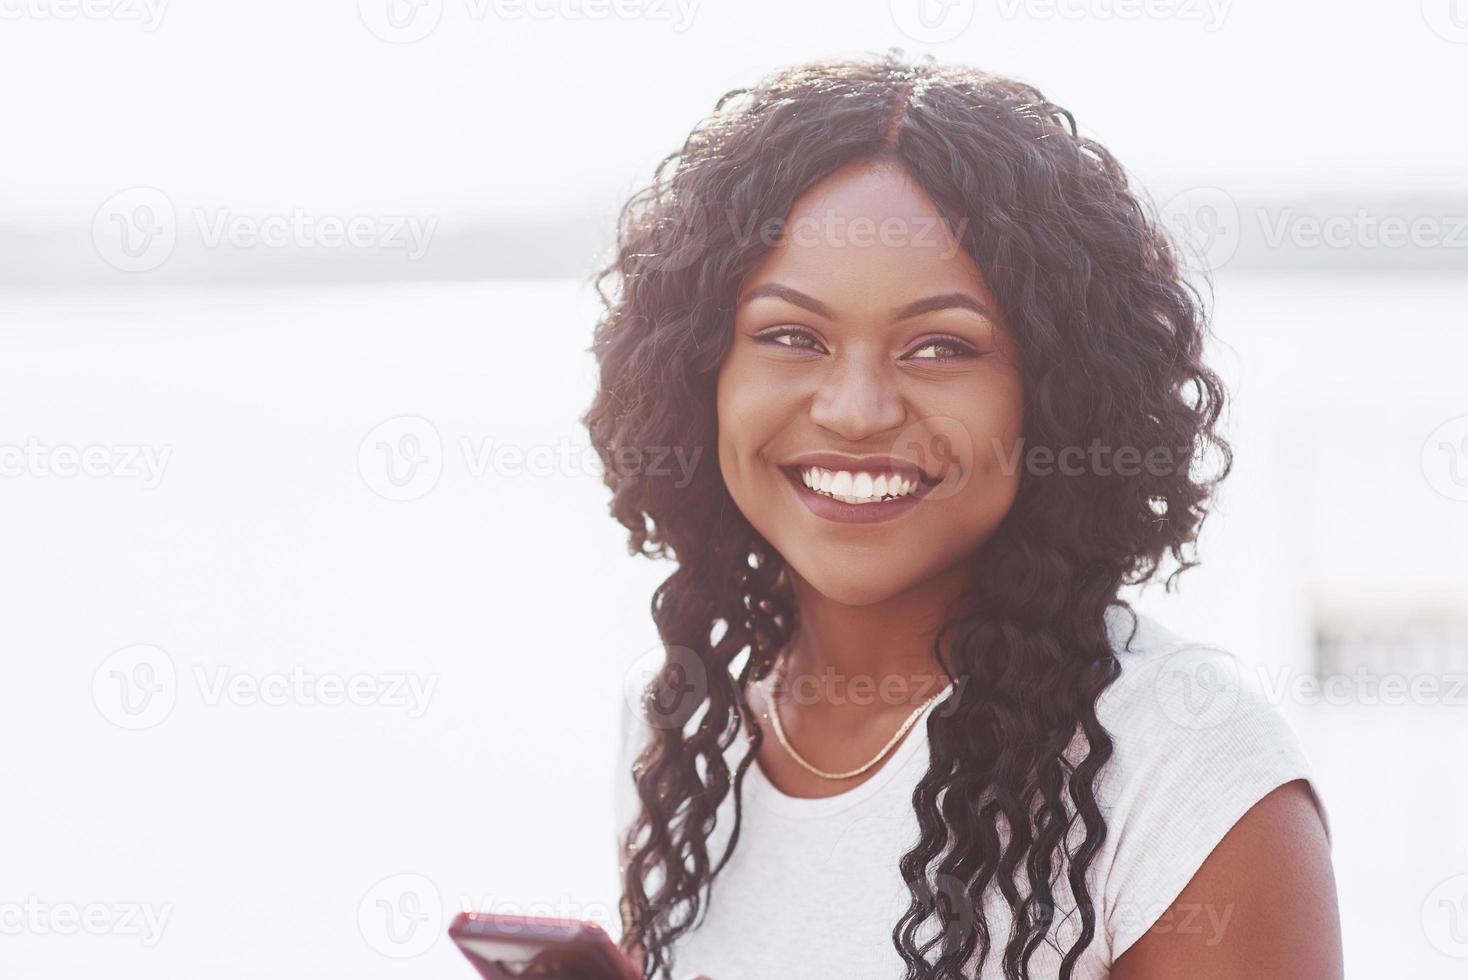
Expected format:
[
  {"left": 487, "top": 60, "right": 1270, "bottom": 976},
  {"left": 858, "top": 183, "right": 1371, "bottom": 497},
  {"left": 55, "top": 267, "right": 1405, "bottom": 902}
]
[
  {"left": 755, "top": 327, "right": 825, "bottom": 352},
  {"left": 904, "top": 336, "right": 982, "bottom": 363}
]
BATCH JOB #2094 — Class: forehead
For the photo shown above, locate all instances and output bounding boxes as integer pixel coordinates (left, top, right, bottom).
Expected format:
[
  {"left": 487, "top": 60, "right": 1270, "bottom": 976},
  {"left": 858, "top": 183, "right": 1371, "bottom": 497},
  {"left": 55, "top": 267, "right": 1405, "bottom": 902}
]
[{"left": 738, "top": 158, "right": 991, "bottom": 309}]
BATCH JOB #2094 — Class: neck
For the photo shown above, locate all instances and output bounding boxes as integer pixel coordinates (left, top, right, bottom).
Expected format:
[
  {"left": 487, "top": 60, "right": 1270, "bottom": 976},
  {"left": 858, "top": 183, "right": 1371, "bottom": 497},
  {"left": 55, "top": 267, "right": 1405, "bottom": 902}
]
[{"left": 778, "top": 559, "right": 971, "bottom": 713}]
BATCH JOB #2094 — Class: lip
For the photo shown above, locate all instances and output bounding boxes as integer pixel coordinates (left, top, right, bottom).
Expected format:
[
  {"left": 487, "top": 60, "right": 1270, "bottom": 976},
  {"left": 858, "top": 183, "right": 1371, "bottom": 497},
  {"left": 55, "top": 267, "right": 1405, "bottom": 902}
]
[{"left": 778, "top": 460, "right": 939, "bottom": 525}]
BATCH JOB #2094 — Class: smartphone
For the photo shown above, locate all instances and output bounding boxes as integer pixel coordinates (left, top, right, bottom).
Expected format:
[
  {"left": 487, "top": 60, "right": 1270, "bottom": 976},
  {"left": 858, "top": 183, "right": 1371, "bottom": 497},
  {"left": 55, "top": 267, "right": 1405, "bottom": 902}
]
[{"left": 448, "top": 911, "right": 642, "bottom": 980}]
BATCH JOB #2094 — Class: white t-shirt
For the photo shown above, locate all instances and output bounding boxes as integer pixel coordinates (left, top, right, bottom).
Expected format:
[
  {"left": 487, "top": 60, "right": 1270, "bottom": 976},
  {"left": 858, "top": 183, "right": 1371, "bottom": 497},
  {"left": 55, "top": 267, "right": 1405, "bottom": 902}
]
[{"left": 611, "top": 608, "right": 1331, "bottom": 979}]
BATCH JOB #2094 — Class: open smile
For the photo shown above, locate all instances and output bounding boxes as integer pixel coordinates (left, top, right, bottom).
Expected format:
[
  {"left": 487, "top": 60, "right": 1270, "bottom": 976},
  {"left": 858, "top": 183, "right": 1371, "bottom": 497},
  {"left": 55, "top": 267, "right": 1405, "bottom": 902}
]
[{"left": 777, "top": 462, "right": 941, "bottom": 525}]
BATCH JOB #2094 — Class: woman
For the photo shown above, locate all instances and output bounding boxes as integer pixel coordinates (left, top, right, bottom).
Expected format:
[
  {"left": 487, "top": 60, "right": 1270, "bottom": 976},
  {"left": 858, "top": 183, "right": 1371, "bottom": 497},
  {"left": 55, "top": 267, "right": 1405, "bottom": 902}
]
[{"left": 583, "top": 51, "right": 1340, "bottom": 980}]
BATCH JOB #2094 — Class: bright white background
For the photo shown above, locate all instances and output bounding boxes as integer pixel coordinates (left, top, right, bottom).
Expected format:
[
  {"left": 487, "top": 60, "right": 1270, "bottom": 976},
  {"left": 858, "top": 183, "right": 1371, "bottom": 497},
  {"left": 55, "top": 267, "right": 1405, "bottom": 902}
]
[{"left": 1, "top": 2, "right": 1466, "bottom": 978}]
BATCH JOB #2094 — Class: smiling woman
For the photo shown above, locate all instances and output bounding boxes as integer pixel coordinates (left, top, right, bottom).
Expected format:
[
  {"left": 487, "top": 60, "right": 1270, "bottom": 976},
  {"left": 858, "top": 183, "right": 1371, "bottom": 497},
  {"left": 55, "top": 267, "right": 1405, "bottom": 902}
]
[
  {"left": 582, "top": 51, "right": 1340, "bottom": 980},
  {"left": 718, "top": 156, "right": 1025, "bottom": 601}
]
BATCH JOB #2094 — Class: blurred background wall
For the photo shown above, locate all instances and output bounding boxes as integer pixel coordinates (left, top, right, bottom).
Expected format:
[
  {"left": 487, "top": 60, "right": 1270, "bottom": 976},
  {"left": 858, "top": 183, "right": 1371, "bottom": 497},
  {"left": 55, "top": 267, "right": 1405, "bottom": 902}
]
[{"left": 1, "top": 2, "right": 1465, "bottom": 977}]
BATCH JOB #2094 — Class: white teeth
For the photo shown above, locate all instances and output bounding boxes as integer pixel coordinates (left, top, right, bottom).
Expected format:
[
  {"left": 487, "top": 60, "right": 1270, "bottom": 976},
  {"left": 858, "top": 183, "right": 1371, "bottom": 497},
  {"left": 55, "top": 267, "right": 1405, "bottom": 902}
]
[{"left": 797, "top": 466, "right": 922, "bottom": 504}]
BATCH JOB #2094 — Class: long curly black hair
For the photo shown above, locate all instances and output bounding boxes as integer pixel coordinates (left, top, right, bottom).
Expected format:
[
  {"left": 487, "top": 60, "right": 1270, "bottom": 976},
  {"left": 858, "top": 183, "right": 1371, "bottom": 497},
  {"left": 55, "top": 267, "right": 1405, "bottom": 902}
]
[{"left": 580, "top": 50, "right": 1231, "bottom": 980}]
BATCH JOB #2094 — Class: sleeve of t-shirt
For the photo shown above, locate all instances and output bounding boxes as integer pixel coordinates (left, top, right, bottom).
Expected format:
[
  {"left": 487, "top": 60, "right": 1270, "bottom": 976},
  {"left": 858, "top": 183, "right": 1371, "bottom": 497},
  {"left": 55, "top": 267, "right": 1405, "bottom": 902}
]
[{"left": 1096, "top": 643, "right": 1333, "bottom": 961}]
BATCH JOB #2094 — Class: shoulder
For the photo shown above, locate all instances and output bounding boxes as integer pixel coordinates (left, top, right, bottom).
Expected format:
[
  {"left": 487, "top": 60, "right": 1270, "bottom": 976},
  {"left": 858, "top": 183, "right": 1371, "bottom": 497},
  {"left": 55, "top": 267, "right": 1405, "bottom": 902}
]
[
  {"left": 1089, "top": 606, "right": 1333, "bottom": 960},
  {"left": 1110, "top": 774, "right": 1341, "bottom": 978},
  {"left": 1094, "top": 606, "right": 1325, "bottom": 812}
]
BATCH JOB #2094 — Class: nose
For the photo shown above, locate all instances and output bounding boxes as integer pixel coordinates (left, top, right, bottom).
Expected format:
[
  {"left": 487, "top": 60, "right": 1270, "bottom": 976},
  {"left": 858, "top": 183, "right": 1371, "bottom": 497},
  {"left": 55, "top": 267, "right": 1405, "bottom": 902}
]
[{"left": 808, "top": 351, "right": 906, "bottom": 442}]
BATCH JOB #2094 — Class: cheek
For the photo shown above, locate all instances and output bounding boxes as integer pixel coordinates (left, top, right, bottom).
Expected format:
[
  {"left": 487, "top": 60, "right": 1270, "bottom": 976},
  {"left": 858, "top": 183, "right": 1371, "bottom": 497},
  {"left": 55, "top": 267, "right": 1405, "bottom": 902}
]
[
  {"left": 978, "top": 390, "right": 1025, "bottom": 475},
  {"left": 981, "top": 387, "right": 1027, "bottom": 511},
  {"left": 718, "top": 349, "right": 794, "bottom": 434},
  {"left": 715, "top": 358, "right": 774, "bottom": 489},
  {"left": 940, "top": 374, "right": 1025, "bottom": 494}
]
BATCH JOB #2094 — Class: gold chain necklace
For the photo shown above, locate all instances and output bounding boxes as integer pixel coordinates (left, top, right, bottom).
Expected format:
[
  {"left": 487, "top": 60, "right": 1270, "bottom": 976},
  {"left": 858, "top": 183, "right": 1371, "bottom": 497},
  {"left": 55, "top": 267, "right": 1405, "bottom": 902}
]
[{"left": 763, "top": 650, "right": 948, "bottom": 781}]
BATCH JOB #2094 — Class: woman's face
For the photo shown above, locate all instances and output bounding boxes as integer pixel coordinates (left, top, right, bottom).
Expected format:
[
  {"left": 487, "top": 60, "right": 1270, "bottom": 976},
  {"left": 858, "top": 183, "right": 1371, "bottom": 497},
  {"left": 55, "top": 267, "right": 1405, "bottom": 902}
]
[{"left": 716, "top": 158, "right": 1026, "bottom": 608}]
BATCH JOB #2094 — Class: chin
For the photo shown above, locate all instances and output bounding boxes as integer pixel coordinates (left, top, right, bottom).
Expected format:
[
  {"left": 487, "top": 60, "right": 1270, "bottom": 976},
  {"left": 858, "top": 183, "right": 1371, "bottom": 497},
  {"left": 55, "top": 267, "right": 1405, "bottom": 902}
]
[{"left": 793, "top": 567, "right": 914, "bottom": 609}]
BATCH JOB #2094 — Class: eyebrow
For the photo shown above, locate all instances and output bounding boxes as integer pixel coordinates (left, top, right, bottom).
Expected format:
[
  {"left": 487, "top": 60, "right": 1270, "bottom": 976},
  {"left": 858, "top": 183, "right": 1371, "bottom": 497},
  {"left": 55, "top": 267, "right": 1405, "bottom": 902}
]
[{"left": 738, "top": 282, "right": 995, "bottom": 322}]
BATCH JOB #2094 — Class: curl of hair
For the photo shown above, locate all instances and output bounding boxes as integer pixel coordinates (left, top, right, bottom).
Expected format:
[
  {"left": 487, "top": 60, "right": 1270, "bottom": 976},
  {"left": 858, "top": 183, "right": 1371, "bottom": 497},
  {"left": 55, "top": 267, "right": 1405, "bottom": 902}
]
[{"left": 580, "top": 49, "right": 1232, "bottom": 980}]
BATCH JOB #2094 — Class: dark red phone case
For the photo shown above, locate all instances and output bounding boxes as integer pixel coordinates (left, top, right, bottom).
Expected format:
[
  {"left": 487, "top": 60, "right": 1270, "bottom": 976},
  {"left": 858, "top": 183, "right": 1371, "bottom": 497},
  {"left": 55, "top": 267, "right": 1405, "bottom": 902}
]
[{"left": 448, "top": 911, "right": 641, "bottom": 980}]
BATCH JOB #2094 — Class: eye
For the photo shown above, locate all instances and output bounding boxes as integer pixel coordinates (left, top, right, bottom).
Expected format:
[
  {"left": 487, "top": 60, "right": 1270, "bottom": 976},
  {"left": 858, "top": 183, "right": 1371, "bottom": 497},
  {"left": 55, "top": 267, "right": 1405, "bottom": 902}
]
[
  {"left": 753, "top": 327, "right": 826, "bottom": 353},
  {"left": 904, "top": 336, "right": 984, "bottom": 364}
]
